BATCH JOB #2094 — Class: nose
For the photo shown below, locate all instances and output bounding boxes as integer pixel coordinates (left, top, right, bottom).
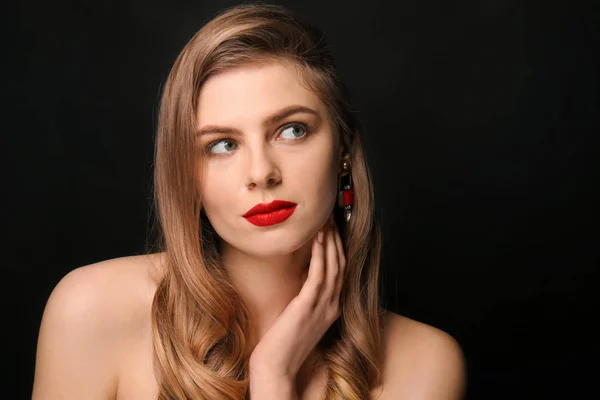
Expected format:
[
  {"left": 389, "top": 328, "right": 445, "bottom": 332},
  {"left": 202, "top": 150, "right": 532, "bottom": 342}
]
[{"left": 244, "top": 144, "right": 282, "bottom": 190}]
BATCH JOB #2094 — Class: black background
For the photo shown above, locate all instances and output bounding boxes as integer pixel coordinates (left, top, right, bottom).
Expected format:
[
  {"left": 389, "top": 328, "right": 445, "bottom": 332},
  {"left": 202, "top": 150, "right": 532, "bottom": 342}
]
[{"left": 5, "top": 0, "right": 599, "bottom": 398}]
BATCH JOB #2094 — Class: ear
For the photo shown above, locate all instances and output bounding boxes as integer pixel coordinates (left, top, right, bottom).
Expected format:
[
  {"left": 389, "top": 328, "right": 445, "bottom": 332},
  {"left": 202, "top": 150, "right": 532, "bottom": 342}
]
[
  {"left": 337, "top": 136, "right": 347, "bottom": 159},
  {"left": 337, "top": 147, "right": 345, "bottom": 174}
]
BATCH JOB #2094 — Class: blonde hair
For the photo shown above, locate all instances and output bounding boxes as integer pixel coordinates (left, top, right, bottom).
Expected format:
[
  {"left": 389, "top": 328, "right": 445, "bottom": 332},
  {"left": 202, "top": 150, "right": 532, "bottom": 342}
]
[{"left": 149, "top": 3, "right": 385, "bottom": 399}]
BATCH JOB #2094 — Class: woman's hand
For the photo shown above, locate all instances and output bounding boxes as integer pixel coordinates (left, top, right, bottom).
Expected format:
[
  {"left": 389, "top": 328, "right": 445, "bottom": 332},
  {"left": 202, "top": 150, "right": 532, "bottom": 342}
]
[{"left": 248, "top": 213, "right": 346, "bottom": 381}]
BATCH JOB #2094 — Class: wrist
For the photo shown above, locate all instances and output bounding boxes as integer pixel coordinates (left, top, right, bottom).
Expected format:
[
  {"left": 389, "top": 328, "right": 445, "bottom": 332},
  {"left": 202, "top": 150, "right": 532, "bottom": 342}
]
[
  {"left": 249, "top": 365, "right": 294, "bottom": 384},
  {"left": 249, "top": 362, "right": 298, "bottom": 400},
  {"left": 249, "top": 374, "right": 298, "bottom": 400},
  {"left": 249, "top": 356, "right": 293, "bottom": 379}
]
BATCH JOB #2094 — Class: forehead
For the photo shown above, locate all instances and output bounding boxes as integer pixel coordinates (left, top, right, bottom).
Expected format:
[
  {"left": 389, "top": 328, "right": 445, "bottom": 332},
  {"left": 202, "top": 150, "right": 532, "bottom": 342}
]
[{"left": 196, "top": 61, "right": 325, "bottom": 126}]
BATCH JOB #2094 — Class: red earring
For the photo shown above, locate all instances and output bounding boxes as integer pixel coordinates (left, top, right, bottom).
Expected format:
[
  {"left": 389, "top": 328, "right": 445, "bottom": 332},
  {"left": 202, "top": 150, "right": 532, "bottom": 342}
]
[{"left": 337, "top": 159, "right": 353, "bottom": 223}]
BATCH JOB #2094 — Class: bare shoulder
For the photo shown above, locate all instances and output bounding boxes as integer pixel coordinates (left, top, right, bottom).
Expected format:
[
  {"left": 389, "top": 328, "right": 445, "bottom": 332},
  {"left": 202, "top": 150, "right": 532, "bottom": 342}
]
[
  {"left": 32, "top": 252, "right": 165, "bottom": 399},
  {"left": 374, "top": 310, "right": 467, "bottom": 400},
  {"left": 38, "top": 252, "right": 164, "bottom": 331}
]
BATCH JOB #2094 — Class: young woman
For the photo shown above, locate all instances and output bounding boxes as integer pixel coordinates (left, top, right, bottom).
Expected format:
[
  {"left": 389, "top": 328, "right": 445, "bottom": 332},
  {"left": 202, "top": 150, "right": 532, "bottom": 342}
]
[{"left": 33, "top": 3, "right": 465, "bottom": 399}]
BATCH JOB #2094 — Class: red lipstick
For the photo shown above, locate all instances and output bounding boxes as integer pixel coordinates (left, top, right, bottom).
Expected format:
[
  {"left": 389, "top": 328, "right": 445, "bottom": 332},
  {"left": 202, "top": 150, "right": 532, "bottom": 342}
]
[{"left": 243, "top": 200, "right": 297, "bottom": 227}]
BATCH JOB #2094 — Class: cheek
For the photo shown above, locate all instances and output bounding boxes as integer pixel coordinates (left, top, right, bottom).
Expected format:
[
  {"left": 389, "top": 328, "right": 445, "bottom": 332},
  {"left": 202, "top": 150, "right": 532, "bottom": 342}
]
[
  {"left": 198, "top": 163, "right": 234, "bottom": 217},
  {"left": 295, "top": 149, "right": 339, "bottom": 207}
]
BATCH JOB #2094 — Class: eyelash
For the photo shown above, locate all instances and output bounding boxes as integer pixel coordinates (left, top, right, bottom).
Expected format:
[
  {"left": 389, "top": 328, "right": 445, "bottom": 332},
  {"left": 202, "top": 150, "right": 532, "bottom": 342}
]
[{"left": 204, "top": 122, "right": 311, "bottom": 157}]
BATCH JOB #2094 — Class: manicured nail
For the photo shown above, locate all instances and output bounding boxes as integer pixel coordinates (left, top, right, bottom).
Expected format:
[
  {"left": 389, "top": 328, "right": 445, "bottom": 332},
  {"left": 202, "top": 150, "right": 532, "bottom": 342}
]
[{"left": 317, "top": 230, "right": 324, "bottom": 243}]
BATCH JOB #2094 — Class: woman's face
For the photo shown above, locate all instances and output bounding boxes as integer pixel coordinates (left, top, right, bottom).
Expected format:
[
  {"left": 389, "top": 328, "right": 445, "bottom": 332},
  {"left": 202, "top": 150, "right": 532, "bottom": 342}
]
[{"left": 195, "top": 61, "right": 341, "bottom": 257}]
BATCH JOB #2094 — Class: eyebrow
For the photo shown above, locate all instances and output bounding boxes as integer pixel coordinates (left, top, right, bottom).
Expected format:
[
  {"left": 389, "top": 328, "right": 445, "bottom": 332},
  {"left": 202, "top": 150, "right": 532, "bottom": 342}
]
[{"left": 196, "top": 105, "right": 320, "bottom": 136}]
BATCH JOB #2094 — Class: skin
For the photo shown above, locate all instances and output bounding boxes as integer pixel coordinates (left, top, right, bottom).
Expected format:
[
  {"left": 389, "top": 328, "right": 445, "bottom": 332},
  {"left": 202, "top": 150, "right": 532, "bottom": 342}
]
[
  {"left": 195, "top": 61, "right": 342, "bottom": 360},
  {"left": 32, "top": 60, "right": 466, "bottom": 399}
]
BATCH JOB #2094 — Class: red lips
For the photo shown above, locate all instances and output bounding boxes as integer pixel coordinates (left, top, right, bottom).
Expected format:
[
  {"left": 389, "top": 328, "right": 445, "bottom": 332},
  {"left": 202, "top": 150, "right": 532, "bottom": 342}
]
[{"left": 243, "top": 200, "right": 297, "bottom": 217}]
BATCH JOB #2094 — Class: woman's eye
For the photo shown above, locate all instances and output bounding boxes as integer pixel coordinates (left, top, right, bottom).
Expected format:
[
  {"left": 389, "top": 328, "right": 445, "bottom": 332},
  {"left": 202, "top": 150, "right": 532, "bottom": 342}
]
[
  {"left": 204, "top": 123, "right": 308, "bottom": 156},
  {"left": 206, "top": 139, "right": 238, "bottom": 155},
  {"left": 279, "top": 123, "right": 307, "bottom": 140}
]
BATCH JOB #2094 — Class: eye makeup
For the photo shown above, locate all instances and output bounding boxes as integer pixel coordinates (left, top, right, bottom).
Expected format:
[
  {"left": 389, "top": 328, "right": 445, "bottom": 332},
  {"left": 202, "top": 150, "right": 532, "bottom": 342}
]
[{"left": 202, "top": 121, "right": 313, "bottom": 157}]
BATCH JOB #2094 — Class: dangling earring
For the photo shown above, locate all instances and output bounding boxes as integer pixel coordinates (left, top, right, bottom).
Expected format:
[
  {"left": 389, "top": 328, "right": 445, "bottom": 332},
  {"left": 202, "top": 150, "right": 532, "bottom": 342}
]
[{"left": 337, "top": 158, "right": 353, "bottom": 223}]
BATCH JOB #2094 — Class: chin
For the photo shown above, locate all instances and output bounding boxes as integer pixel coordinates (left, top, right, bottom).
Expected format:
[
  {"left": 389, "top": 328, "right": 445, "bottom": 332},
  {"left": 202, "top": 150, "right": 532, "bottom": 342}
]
[{"left": 244, "top": 230, "right": 313, "bottom": 257}]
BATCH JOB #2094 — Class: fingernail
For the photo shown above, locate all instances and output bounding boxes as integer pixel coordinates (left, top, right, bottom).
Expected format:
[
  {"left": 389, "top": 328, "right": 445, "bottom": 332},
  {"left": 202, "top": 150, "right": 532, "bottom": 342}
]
[{"left": 317, "top": 230, "right": 324, "bottom": 243}]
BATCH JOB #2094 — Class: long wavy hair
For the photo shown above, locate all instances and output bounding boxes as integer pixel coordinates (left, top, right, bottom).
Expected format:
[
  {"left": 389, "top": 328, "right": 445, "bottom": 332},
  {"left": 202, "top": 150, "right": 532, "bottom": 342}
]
[{"left": 148, "top": 3, "right": 385, "bottom": 399}]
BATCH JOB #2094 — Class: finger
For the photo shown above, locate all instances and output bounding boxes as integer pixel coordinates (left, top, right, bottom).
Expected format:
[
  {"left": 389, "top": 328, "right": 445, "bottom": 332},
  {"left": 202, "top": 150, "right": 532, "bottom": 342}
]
[
  {"left": 298, "top": 230, "right": 325, "bottom": 308},
  {"left": 333, "top": 220, "right": 346, "bottom": 271},
  {"left": 322, "top": 221, "right": 339, "bottom": 307},
  {"left": 331, "top": 221, "right": 346, "bottom": 304}
]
